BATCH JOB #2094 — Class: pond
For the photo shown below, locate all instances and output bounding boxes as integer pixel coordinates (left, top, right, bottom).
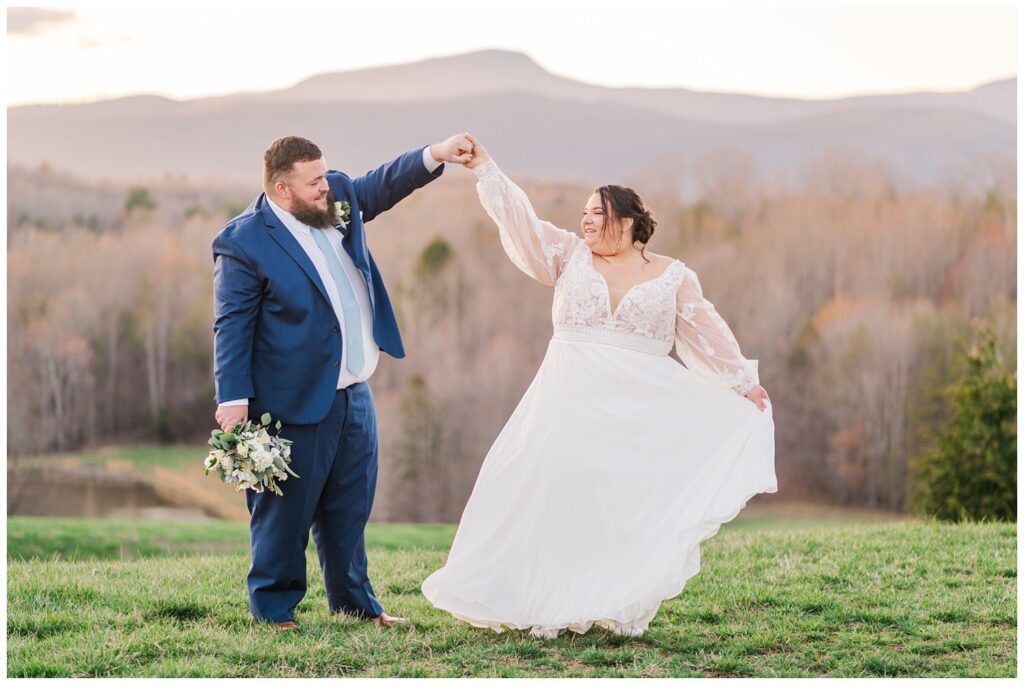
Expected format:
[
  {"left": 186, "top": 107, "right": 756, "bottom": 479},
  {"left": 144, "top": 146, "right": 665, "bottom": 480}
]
[{"left": 8, "top": 465, "right": 214, "bottom": 521}]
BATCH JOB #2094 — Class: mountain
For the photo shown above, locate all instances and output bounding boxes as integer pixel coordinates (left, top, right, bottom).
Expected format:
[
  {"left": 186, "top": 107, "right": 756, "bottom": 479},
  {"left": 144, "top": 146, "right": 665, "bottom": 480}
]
[
  {"left": 7, "top": 50, "right": 1015, "bottom": 190},
  {"left": 200, "top": 50, "right": 1016, "bottom": 125}
]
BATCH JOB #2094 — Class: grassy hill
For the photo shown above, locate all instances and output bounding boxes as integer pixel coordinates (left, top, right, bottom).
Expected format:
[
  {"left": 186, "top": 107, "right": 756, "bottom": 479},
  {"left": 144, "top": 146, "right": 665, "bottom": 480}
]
[{"left": 6, "top": 519, "right": 1015, "bottom": 677}]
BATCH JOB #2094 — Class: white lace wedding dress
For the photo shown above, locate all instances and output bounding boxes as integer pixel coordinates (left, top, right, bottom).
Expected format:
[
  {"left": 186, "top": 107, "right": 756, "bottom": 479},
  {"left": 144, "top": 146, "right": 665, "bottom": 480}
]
[{"left": 420, "top": 160, "right": 777, "bottom": 638}]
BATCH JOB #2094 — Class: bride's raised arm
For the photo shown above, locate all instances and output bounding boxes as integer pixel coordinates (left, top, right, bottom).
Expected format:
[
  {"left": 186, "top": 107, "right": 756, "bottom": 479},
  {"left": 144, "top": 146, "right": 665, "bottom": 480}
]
[
  {"left": 674, "top": 265, "right": 760, "bottom": 396},
  {"left": 471, "top": 156, "right": 581, "bottom": 286}
]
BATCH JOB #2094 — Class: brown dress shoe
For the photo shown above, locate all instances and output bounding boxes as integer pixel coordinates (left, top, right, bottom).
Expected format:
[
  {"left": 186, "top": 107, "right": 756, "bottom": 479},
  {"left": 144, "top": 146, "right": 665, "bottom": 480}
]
[
  {"left": 274, "top": 620, "right": 298, "bottom": 630},
  {"left": 369, "top": 612, "right": 410, "bottom": 628}
]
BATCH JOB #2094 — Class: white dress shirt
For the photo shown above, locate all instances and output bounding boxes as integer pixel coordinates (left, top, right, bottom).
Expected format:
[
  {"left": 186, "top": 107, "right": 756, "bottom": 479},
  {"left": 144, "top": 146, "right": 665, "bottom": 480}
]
[{"left": 220, "top": 146, "right": 442, "bottom": 407}]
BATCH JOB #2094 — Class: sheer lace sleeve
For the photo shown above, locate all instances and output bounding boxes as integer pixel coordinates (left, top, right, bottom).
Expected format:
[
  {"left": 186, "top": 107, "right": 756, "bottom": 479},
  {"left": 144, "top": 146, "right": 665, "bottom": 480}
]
[
  {"left": 675, "top": 265, "right": 759, "bottom": 396},
  {"left": 474, "top": 159, "right": 581, "bottom": 286}
]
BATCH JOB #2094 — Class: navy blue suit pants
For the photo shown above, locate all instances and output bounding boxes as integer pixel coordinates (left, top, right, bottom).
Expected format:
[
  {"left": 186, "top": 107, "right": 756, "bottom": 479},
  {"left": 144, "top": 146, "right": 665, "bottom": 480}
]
[{"left": 245, "top": 382, "right": 382, "bottom": 622}]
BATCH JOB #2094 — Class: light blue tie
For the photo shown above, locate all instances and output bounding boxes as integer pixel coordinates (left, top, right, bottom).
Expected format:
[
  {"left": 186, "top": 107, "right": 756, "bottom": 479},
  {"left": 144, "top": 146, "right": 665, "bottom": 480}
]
[{"left": 309, "top": 228, "right": 364, "bottom": 375}]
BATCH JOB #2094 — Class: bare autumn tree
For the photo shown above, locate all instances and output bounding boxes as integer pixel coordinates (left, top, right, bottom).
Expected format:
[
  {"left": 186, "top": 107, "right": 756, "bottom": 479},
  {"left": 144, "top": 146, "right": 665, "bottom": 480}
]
[
  {"left": 693, "top": 146, "right": 759, "bottom": 235},
  {"left": 808, "top": 296, "right": 938, "bottom": 508},
  {"left": 85, "top": 230, "right": 142, "bottom": 436}
]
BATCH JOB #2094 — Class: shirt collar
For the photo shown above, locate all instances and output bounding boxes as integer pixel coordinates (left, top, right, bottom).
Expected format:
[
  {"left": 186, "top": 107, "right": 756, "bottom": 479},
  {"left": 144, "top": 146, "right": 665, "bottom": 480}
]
[{"left": 266, "top": 196, "right": 313, "bottom": 237}]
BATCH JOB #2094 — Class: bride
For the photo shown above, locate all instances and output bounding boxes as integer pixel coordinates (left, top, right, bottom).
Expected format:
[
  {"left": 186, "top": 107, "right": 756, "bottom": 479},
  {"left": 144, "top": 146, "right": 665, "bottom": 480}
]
[{"left": 421, "top": 134, "right": 778, "bottom": 639}]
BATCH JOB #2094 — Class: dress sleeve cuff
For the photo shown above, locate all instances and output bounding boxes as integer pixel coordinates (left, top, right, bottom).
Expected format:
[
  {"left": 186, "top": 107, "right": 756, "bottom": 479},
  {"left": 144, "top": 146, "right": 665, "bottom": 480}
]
[
  {"left": 473, "top": 159, "right": 500, "bottom": 179},
  {"left": 733, "top": 360, "right": 760, "bottom": 396}
]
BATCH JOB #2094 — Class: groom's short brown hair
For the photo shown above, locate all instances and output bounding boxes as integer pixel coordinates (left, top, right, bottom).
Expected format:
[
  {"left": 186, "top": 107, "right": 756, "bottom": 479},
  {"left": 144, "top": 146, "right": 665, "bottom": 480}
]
[{"left": 264, "top": 136, "right": 323, "bottom": 191}]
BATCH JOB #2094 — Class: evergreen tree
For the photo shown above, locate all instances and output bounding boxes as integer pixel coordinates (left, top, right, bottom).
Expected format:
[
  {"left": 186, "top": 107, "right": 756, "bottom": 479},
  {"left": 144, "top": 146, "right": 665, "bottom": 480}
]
[{"left": 909, "top": 321, "right": 1016, "bottom": 521}]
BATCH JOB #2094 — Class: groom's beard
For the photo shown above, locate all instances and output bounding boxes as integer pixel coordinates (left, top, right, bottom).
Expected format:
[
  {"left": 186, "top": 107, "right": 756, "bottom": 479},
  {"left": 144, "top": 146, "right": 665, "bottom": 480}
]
[{"left": 291, "top": 189, "right": 339, "bottom": 229}]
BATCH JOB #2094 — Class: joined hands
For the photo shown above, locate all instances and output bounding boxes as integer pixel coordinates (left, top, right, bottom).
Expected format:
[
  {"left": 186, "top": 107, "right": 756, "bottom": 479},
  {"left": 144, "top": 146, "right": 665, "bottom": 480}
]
[
  {"left": 429, "top": 132, "right": 489, "bottom": 168},
  {"left": 429, "top": 134, "right": 473, "bottom": 165}
]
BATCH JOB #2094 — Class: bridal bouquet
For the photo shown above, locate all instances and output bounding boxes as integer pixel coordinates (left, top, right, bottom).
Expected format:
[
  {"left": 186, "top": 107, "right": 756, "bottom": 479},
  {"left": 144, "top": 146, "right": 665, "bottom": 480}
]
[{"left": 204, "top": 413, "right": 298, "bottom": 495}]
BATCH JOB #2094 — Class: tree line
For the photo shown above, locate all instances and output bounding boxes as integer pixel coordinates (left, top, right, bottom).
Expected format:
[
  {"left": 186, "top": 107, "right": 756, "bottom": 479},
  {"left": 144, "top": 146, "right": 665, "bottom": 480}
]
[{"left": 7, "top": 153, "right": 1016, "bottom": 520}]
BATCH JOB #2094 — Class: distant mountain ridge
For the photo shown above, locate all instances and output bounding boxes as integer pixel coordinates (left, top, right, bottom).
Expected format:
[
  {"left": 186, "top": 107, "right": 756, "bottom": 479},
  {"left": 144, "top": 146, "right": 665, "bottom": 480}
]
[
  {"left": 272, "top": 50, "right": 1016, "bottom": 125},
  {"left": 7, "top": 49, "right": 1015, "bottom": 190}
]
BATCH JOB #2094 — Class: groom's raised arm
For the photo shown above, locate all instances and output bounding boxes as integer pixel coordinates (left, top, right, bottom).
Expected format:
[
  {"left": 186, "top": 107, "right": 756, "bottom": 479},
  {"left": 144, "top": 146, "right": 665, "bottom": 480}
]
[{"left": 351, "top": 135, "right": 473, "bottom": 222}]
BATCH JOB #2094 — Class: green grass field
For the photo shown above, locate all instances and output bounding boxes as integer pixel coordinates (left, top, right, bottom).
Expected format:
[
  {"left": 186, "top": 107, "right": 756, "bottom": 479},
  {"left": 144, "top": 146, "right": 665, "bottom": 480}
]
[
  {"left": 7, "top": 518, "right": 1016, "bottom": 677},
  {"left": 7, "top": 517, "right": 456, "bottom": 561}
]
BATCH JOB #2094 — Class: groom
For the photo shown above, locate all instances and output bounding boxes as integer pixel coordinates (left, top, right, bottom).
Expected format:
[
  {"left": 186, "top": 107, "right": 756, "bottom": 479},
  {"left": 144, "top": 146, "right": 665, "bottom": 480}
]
[{"left": 212, "top": 134, "right": 473, "bottom": 629}]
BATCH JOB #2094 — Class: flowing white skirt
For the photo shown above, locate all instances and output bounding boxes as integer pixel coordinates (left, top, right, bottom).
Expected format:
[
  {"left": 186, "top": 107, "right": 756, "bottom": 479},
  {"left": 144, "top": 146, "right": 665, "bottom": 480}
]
[{"left": 421, "top": 333, "right": 778, "bottom": 637}]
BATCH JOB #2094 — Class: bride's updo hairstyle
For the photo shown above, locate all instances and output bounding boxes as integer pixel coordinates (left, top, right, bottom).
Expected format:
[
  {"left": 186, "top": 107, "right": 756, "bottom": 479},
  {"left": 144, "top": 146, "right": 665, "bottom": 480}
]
[{"left": 595, "top": 185, "right": 658, "bottom": 262}]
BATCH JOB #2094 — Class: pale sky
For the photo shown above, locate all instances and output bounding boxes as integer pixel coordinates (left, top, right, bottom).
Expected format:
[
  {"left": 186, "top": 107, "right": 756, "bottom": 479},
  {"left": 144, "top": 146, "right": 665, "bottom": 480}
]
[{"left": 4, "top": 2, "right": 1018, "bottom": 106}]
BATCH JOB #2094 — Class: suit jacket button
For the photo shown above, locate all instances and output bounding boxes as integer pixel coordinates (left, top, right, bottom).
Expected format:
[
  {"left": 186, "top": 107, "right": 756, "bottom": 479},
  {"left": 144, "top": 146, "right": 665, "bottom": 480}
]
[
  {"left": 333, "top": 325, "right": 340, "bottom": 332},
  {"left": 332, "top": 360, "right": 340, "bottom": 368}
]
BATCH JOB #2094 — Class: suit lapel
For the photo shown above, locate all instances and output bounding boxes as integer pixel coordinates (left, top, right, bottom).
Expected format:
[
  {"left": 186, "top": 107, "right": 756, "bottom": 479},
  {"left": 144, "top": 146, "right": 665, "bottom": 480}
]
[
  {"left": 327, "top": 176, "right": 371, "bottom": 281},
  {"left": 258, "top": 195, "right": 333, "bottom": 306},
  {"left": 332, "top": 183, "right": 375, "bottom": 308},
  {"left": 342, "top": 210, "right": 378, "bottom": 307},
  {"left": 341, "top": 229, "right": 369, "bottom": 278},
  {"left": 340, "top": 217, "right": 375, "bottom": 309}
]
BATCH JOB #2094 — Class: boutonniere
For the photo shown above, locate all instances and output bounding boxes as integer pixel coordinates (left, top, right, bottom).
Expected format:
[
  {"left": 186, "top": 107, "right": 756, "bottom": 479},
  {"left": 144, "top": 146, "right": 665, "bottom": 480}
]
[{"left": 334, "top": 200, "right": 352, "bottom": 229}]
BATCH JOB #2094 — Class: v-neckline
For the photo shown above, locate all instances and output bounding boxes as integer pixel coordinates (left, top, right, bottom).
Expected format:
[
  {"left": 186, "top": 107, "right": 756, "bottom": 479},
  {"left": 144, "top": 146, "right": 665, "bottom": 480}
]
[{"left": 588, "top": 255, "right": 679, "bottom": 319}]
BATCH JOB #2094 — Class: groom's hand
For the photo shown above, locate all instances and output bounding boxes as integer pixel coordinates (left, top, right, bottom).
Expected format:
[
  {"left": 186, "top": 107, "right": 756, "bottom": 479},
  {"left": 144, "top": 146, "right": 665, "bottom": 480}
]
[
  {"left": 215, "top": 404, "right": 248, "bottom": 433},
  {"left": 429, "top": 134, "right": 474, "bottom": 165}
]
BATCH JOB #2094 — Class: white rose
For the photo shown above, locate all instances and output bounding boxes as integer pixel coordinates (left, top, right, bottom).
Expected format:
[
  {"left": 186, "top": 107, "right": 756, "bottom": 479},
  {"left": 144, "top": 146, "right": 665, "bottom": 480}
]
[
  {"left": 253, "top": 450, "right": 274, "bottom": 471},
  {"left": 217, "top": 452, "right": 234, "bottom": 471},
  {"left": 204, "top": 450, "right": 222, "bottom": 469},
  {"left": 236, "top": 441, "right": 249, "bottom": 457},
  {"left": 233, "top": 469, "right": 257, "bottom": 485}
]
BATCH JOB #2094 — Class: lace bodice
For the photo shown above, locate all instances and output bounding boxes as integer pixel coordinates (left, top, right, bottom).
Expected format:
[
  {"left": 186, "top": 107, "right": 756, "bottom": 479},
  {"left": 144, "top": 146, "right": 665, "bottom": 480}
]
[
  {"left": 474, "top": 160, "right": 760, "bottom": 396},
  {"left": 553, "top": 241, "right": 685, "bottom": 343}
]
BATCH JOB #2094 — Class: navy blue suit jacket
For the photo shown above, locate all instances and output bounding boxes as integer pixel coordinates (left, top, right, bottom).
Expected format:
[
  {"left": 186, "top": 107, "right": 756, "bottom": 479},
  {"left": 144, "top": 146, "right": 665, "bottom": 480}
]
[{"left": 212, "top": 147, "right": 443, "bottom": 424}]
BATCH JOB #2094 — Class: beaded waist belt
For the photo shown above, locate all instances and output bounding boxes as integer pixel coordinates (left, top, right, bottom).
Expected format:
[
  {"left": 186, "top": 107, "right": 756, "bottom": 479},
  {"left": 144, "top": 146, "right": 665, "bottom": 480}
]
[{"left": 551, "top": 325, "right": 672, "bottom": 356}]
